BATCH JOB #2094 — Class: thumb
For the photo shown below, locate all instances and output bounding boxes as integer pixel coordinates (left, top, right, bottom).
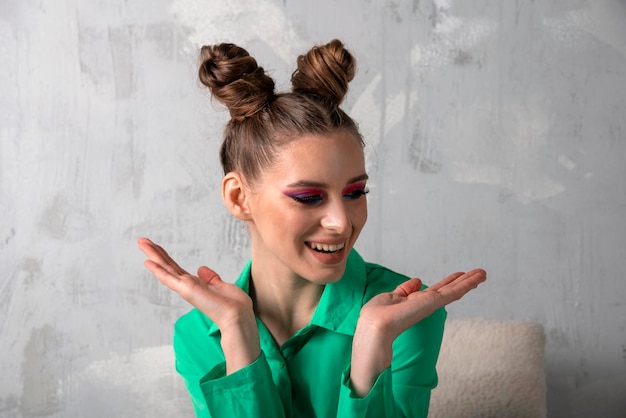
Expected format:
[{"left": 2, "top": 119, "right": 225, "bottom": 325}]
[
  {"left": 393, "top": 278, "right": 423, "bottom": 297},
  {"left": 197, "top": 266, "right": 223, "bottom": 285}
]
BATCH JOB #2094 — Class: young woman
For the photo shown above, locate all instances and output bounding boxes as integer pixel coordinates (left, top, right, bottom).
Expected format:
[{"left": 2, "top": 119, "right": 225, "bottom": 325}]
[{"left": 138, "top": 39, "right": 486, "bottom": 417}]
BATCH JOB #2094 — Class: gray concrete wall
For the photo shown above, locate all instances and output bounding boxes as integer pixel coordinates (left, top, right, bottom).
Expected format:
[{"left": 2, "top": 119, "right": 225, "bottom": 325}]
[{"left": 1, "top": 0, "right": 625, "bottom": 417}]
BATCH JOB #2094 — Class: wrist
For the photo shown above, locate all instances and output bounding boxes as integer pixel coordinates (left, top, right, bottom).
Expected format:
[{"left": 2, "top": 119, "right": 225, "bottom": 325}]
[
  {"left": 219, "top": 314, "right": 261, "bottom": 374},
  {"left": 350, "top": 322, "right": 393, "bottom": 397},
  {"left": 354, "top": 315, "right": 397, "bottom": 344},
  {"left": 352, "top": 324, "right": 393, "bottom": 370}
]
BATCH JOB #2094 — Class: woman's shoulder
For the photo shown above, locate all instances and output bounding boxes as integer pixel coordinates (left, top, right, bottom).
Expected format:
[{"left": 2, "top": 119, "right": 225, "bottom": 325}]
[{"left": 363, "top": 260, "right": 413, "bottom": 293}]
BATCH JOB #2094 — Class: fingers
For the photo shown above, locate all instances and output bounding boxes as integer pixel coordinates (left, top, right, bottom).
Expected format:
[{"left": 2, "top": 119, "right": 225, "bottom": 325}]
[
  {"left": 425, "top": 268, "right": 486, "bottom": 292},
  {"left": 455, "top": 268, "right": 487, "bottom": 291},
  {"left": 143, "top": 258, "right": 181, "bottom": 290},
  {"left": 389, "top": 268, "right": 486, "bottom": 301},
  {"left": 449, "top": 268, "right": 486, "bottom": 291},
  {"left": 425, "top": 272, "right": 465, "bottom": 292},
  {"left": 138, "top": 237, "right": 189, "bottom": 276},
  {"left": 465, "top": 268, "right": 487, "bottom": 282},
  {"left": 425, "top": 268, "right": 487, "bottom": 305}
]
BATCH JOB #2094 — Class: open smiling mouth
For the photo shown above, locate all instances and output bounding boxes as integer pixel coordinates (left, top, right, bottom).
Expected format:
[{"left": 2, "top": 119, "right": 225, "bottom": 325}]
[{"left": 307, "top": 242, "right": 345, "bottom": 254}]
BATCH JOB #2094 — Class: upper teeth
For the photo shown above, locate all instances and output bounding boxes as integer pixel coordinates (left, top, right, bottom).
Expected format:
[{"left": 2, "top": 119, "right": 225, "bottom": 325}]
[{"left": 309, "top": 242, "right": 345, "bottom": 252}]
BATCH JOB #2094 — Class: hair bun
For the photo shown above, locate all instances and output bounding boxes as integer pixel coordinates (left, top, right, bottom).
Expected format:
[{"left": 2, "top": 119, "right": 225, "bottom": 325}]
[
  {"left": 291, "top": 39, "right": 356, "bottom": 106},
  {"left": 198, "top": 43, "right": 275, "bottom": 121}
]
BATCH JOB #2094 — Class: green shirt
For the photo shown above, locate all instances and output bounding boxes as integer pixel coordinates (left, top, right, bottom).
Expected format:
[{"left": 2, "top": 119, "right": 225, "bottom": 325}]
[{"left": 173, "top": 250, "right": 446, "bottom": 417}]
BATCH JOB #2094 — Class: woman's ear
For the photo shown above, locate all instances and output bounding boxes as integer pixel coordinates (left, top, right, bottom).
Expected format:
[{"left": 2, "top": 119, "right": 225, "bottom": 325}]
[{"left": 222, "top": 172, "right": 252, "bottom": 221}]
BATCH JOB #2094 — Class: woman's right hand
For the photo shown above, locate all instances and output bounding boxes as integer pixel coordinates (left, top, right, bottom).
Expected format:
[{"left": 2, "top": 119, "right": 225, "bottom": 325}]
[{"left": 138, "top": 237, "right": 260, "bottom": 373}]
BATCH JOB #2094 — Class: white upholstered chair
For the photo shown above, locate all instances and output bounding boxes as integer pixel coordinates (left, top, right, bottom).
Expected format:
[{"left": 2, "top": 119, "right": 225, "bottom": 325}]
[{"left": 429, "top": 318, "right": 547, "bottom": 418}]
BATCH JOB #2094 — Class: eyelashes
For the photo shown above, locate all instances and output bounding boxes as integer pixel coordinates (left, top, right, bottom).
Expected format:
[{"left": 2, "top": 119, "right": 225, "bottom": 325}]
[
  {"left": 343, "top": 187, "right": 370, "bottom": 201},
  {"left": 342, "top": 182, "right": 369, "bottom": 202},
  {"left": 290, "top": 193, "right": 324, "bottom": 206},
  {"left": 285, "top": 185, "right": 369, "bottom": 207}
]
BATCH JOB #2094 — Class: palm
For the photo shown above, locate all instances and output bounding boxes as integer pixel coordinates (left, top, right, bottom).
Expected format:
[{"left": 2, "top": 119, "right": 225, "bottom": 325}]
[
  {"left": 138, "top": 238, "right": 253, "bottom": 328},
  {"left": 359, "top": 269, "right": 486, "bottom": 340}
]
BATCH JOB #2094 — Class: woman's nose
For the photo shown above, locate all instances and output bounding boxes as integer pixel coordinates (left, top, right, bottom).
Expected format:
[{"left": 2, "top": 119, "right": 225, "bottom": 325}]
[{"left": 320, "top": 199, "right": 351, "bottom": 233}]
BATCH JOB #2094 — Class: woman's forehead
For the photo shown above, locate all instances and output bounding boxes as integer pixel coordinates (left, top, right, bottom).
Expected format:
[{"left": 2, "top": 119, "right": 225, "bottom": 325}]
[{"left": 267, "top": 133, "right": 366, "bottom": 185}]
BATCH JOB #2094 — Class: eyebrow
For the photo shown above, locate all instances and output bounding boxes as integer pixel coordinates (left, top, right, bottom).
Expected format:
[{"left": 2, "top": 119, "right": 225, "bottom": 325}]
[{"left": 285, "top": 173, "right": 369, "bottom": 189}]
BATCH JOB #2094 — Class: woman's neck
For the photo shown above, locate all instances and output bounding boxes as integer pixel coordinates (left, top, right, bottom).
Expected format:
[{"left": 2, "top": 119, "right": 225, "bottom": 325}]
[{"left": 249, "top": 261, "right": 324, "bottom": 346}]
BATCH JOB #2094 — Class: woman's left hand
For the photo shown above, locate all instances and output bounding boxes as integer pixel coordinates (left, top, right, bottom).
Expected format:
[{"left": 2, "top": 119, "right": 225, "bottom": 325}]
[
  {"left": 358, "top": 268, "right": 487, "bottom": 341},
  {"left": 349, "top": 268, "right": 486, "bottom": 396}
]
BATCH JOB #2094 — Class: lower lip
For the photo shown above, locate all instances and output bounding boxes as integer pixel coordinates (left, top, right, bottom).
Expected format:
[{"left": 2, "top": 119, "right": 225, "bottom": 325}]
[{"left": 307, "top": 245, "right": 347, "bottom": 265}]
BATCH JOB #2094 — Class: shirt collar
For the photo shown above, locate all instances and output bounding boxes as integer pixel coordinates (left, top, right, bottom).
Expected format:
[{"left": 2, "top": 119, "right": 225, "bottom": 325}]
[
  {"left": 309, "top": 250, "right": 366, "bottom": 335},
  {"left": 206, "top": 249, "right": 367, "bottom": 337}
]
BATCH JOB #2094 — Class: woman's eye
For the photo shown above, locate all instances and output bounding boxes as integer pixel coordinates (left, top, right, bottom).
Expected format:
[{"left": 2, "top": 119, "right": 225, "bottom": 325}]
[
  {"left": 343, "top": 187, "right": 369, "bottom": 200},
  {"left": 292, "top": 194, "right": 323, "bottom": 206}
]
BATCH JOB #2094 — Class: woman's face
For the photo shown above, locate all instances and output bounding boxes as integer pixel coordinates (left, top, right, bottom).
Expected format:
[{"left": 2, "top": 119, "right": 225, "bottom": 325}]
[{"left": 245, "top": 131, "right": 368, "bottom": 285}]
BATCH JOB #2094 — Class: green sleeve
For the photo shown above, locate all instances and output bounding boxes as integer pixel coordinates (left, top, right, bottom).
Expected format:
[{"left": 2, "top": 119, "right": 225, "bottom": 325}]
[
  {"left": 198, "top": 353, "right": 286, "bottom": 417},
  {"left": 173, "top": 312, "right": 285, "bottom": 417},
  {"left": 336, "top": 307, "right": 446, "bottom": 418}
]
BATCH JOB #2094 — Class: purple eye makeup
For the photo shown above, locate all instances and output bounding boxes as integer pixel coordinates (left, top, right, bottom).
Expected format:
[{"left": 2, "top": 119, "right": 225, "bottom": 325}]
[
  {"left": 283, "top": 188, "right": 325, "bottom": 206},
  {"left": 342, "top": 182, "right": 369, "bottom": 200},
  {"left": 283, "top": 181, "right": 369, "bottom": 206}
]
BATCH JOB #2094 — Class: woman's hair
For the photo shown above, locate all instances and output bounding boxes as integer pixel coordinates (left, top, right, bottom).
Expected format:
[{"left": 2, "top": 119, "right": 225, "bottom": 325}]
[{"left": 198, "top": 39, "right": 362, "bottom": 184}]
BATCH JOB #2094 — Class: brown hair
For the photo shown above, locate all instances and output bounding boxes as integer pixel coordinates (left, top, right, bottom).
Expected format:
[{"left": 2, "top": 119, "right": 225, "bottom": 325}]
[{"left": 198, "top": 39, "right": 362, "bottom": 184}]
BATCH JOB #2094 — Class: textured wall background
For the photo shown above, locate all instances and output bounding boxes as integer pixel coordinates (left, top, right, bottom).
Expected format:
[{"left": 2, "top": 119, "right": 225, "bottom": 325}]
[{"left": 1, "top": 0, "right": 625, "bottom": 417}]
